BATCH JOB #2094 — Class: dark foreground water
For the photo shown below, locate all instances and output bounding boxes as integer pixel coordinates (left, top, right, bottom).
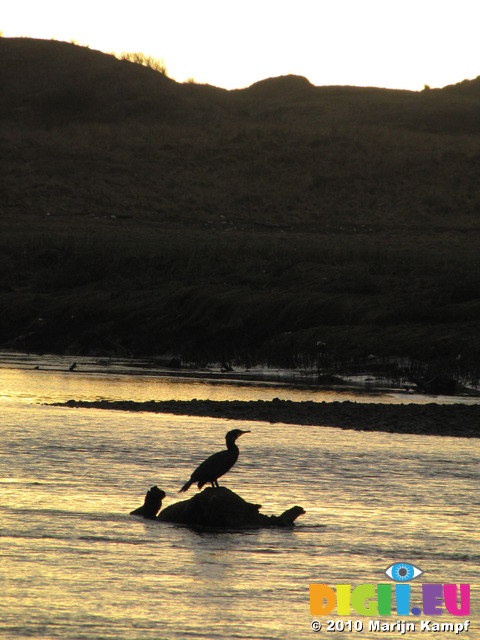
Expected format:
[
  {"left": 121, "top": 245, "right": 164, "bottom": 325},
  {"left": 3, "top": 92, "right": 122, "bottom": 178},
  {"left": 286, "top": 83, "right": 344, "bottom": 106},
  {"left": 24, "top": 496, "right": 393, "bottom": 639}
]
[{"left": 0, "top": 359, "right": 478, "bottom": 639}]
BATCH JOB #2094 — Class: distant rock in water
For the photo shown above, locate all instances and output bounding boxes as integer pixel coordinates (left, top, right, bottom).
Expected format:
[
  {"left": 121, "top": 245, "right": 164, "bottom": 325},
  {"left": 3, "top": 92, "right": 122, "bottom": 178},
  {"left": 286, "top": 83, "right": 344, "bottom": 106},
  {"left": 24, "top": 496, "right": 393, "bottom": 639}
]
[
  {"left": 414, "top": 375, "right": 458, "bottom": 395},
  {"left": 131, "top": 486, "right": 305, "bottom": 529}
]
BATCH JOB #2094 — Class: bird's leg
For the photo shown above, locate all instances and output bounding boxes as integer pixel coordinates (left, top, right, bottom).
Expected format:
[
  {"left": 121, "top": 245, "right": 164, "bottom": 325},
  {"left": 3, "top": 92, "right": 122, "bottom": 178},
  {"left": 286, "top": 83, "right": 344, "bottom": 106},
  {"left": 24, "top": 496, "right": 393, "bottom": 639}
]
[{"left": 214, "top": 480, "right": 220, "bottom": 488}]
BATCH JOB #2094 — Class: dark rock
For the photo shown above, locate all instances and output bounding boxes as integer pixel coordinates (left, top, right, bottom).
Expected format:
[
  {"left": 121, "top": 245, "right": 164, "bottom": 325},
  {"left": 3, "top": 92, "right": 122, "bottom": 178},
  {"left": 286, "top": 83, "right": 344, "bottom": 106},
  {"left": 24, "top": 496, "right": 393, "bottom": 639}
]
[
  {"left": 423, "top": 376, "right": 458, "bottom": 395},
  {"left": 130, "top": 486, "right": 166, "bottom": 519},
  {"left": 131, "top": 486, "right": 305, "bottom": 529}
]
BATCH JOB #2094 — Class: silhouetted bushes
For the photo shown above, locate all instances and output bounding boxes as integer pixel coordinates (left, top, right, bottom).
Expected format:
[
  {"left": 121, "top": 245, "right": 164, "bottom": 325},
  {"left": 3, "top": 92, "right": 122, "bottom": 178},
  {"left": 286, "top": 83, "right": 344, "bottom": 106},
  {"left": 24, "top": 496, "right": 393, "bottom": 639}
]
[{"left": 117, "top": 51, "right": 167, "bottom": 75}]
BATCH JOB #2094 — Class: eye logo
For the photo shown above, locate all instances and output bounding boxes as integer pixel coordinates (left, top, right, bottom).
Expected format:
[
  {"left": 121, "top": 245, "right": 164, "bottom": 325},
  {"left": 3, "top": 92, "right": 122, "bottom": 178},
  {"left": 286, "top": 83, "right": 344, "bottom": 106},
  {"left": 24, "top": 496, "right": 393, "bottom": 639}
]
[{"left": 385, "top": 562, "right": 424, "bottom": 582}]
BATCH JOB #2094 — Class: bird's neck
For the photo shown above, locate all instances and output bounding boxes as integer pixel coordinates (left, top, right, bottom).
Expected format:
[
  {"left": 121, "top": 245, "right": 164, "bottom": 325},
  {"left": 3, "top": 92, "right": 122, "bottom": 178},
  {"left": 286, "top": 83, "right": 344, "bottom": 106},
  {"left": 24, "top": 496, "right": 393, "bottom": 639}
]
[{"left": 226, "top": 440, "right": 239, "bottom": 454}]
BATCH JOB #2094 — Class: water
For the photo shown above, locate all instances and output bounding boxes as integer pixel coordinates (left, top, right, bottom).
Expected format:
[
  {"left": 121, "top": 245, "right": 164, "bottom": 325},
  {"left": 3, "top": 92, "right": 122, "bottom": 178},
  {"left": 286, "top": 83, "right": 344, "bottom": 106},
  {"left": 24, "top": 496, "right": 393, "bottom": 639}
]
[
  {"left": 2, "top": 351, "right": 480, "bottom": 406},
  {"left": 0, "top": 359, "right": 478, "bottom": 639}
]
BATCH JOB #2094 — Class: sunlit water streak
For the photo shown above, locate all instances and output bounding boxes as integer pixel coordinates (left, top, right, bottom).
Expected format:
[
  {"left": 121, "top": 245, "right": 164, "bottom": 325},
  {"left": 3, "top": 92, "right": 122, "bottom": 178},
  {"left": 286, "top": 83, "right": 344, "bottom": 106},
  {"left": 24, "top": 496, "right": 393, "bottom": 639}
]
[
  {"left": 1, "top": 354, "right": 479, "bottom": 406},
  {"left": 0, "top": 364, "right": 478, "bottom": 639}
]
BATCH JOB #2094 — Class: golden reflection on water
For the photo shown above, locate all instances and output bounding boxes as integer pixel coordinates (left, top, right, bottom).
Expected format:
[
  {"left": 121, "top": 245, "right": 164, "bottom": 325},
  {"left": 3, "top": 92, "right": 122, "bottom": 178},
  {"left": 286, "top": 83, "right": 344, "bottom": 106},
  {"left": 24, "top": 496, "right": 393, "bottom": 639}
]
[
  {"left": 0, "top": 362, "right": 479, "bottom": 639},
  {"left": 0, "top": 365, "right": 382, "bottom": 405},
  {"left": 3, "top": 358, "right": 478, "bottom": 406}
]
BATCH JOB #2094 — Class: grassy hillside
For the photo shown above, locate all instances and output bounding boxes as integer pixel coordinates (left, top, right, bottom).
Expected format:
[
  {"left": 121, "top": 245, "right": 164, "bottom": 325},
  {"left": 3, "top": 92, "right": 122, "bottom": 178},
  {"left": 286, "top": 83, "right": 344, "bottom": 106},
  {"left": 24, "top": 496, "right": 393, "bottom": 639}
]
[{"left": 1, "top": 38, "right": 480, "bottom": 381}]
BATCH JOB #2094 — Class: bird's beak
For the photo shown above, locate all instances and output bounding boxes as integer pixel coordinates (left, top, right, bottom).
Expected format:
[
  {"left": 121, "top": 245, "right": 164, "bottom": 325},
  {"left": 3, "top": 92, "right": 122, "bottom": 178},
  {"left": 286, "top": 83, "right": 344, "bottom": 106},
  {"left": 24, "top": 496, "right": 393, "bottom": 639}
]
[{"left": 239, "top": 430, "right": 251, "bottom": 436}]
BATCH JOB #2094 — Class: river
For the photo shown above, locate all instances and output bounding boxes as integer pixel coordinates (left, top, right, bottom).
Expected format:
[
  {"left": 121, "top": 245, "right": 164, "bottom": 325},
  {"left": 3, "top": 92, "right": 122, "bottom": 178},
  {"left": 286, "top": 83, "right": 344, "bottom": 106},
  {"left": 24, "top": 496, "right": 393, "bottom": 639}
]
[{"left": 0, "top": 354, "right": 478, "bottom": 639}]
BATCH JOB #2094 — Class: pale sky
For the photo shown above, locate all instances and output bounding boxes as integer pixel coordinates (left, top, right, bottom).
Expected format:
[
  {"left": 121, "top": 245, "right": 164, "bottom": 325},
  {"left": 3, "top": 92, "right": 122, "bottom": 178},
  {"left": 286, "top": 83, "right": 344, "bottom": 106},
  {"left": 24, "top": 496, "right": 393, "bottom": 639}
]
[{"left": 2, "top": 0, "right": 479, "bottom": 90}]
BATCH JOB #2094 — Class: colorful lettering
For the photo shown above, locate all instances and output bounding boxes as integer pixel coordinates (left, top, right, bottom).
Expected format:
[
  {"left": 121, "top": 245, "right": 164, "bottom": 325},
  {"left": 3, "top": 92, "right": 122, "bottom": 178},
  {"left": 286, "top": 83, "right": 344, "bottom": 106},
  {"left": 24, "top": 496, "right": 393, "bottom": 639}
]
[
  {"left": 444, "top": 584, "right": 470, "bottom": 616},
  {"left": 309, "top": 584, "right": 335, "bottom": 615},
  {"left": 423, "top": 584, "right": 443, "bottom": 615},
  {"left": 336, "top": 584, "right": 351, "bottom": 615},
  {"left": 395, "top": 584, "right": 410, "bottom": 615},
  {"left": 309, "top": 581, "right": 471, "bottom": 617},
  {"left": 377, "top": 583, "right": 392, "bottom": 615},
  {"left": 351, "top": 584, "right": 377, "bottom": 615}
]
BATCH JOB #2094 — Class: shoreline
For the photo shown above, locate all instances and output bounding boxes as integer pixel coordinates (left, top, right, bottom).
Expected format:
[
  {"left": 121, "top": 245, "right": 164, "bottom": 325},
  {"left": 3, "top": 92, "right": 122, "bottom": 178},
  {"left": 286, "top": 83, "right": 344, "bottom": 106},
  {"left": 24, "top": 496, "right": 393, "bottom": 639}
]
[{"left": 55, "top": 399, "right": 480, "bottom": 438}]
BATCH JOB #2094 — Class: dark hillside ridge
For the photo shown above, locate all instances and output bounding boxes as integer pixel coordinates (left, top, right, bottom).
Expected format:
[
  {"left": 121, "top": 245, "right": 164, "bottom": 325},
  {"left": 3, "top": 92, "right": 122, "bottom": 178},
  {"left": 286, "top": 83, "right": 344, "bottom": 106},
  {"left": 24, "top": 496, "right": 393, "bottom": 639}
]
[
  {"left": 2, "top": 37, "right": 480, "bottom": 131},
  {"left": 0, "top": 38, "right": 195, "bottom": 125},
  {"left": 1, "top": 38, "right": 480, "bottom": 378}
]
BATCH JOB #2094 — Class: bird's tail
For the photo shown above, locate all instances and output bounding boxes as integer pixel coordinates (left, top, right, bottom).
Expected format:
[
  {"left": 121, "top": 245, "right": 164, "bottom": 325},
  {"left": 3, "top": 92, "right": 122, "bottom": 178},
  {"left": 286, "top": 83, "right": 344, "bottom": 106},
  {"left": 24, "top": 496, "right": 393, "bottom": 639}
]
[{"left": 179, "top": 479, "right": 193, "bottom": 493}]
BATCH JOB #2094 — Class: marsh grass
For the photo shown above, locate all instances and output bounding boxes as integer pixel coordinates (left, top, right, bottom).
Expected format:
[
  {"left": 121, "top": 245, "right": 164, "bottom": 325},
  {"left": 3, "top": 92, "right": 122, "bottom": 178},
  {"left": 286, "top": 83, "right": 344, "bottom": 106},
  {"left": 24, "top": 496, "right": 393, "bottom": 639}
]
[{"left": 2, "top": 224, "right": 479, "bottom": 380}]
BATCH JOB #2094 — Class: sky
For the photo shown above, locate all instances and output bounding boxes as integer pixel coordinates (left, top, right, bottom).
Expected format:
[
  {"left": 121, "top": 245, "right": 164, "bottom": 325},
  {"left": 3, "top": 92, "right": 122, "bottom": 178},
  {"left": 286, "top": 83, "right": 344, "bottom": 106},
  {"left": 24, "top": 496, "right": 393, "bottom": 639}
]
[{"left": 2, "top": 0, "right": 479, "bottom": 91}]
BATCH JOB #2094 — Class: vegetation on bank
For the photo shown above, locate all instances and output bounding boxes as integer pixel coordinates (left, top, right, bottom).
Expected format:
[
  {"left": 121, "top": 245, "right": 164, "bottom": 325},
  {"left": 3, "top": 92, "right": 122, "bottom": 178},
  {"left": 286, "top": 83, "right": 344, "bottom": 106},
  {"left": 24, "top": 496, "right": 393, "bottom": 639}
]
[
  {"left": 116, "top": 51, "right": 167, "bottom": 75},
  {"left": 1, "top": 38, "right": 480, "bottom": 382}
]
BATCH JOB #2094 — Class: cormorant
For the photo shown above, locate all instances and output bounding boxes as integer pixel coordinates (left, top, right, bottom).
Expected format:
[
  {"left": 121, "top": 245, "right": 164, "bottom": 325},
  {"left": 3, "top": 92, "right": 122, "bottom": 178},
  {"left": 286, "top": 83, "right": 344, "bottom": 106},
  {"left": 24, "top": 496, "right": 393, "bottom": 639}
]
[{"left": 179, "top": 429, "right": 250, "bottom": 492}]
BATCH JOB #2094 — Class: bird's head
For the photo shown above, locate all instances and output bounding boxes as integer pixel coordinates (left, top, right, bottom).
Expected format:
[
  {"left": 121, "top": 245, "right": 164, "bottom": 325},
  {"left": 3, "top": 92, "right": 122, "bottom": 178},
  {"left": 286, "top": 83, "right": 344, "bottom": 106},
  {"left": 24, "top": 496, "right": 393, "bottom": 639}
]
[{"left": 225, "top": 429, "right": 250, "bottom": 445}]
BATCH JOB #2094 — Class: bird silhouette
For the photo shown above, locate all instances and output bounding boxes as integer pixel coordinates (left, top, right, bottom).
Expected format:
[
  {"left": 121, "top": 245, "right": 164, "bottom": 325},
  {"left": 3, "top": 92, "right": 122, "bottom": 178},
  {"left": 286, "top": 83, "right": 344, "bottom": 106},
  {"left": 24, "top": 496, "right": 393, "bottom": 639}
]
[{"left": 179, "top": 429, "right": 250, "bottom": 492}]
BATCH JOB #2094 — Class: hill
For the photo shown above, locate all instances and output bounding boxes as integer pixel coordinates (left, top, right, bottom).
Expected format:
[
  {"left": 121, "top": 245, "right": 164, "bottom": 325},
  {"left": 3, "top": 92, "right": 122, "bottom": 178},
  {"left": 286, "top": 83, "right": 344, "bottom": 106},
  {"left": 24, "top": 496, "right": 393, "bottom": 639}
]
[{"left": 1, "top": 37, "right": 479, "bottom": 382}]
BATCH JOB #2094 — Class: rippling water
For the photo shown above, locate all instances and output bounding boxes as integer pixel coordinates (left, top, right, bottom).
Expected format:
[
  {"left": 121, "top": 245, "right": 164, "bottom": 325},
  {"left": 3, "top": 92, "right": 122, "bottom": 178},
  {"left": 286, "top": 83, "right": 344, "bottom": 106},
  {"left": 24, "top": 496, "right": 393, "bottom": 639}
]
[{"left": 0, "top": 359, "right": 478, "bottom": 639}]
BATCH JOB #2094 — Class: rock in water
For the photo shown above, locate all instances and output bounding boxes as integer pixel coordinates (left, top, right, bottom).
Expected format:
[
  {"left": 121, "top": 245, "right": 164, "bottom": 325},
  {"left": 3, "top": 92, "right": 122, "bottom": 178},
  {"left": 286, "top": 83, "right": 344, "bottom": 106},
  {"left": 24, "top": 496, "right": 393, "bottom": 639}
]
[
  {"left": 131, "top": 486, "right": 305, "bottom": 529},
  {"left": 130, "top": 486, "right": 166, "bottom": 519}
]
